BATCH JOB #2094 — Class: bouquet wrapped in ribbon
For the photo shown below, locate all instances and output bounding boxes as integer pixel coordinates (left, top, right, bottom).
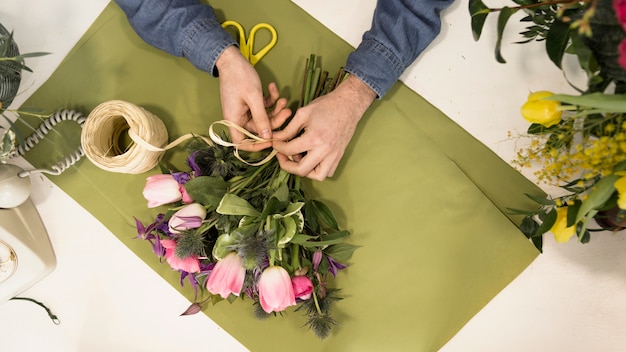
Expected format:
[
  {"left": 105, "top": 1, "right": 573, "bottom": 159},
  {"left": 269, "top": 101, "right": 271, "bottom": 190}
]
[{"left": 134, "top": 55, "right": 356, "bottom": 339}]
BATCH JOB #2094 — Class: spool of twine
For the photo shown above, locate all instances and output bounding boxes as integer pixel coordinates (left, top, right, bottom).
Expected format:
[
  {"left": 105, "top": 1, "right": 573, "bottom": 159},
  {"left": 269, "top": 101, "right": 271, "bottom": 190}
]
[
  {"left": 81, "top": 100, "right": 169, "bottom": 174},
  {"left": 81, "top": 100, "right": 275, "bottom": 174}
]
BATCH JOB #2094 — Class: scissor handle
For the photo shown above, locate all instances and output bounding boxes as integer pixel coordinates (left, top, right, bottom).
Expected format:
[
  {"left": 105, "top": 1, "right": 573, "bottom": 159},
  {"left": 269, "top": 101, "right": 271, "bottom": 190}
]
[
  {"left": 221, "top": 20, "right": 249, "bottom": 59},
  {"left": 247, "top": 23, "right": 277, "bottom": 66}
]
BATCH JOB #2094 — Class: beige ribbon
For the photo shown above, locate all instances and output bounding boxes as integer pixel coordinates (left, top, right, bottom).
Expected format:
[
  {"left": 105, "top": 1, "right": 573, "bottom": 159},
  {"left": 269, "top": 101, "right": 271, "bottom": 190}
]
[{"left": 80, "top": 100, "right": 275, "bottom": 174}]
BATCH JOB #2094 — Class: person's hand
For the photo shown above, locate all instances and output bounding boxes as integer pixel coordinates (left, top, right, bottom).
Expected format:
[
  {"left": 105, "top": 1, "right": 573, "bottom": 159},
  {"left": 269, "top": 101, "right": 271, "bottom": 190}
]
[
  {"left": 272, "top": 75, "right": 376, "bottom": 181},
  {"left": 215, "top": 46, "right": 291, "bottom": 150}
]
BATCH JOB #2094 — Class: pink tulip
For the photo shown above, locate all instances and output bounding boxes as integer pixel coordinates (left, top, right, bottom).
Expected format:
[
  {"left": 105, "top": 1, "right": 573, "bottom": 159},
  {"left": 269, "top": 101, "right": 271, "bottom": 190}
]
[
  {"left": 180, "top": 184, "right": 193, "bottom": 204},
  {"left": 161, "top": 239, "right": 200, "bottom": 273},
  {"left": 206, "top": 252, "right": 246, "bottom": 299},
  {"left": 291, "top": 275, "right": 314, "bottom": 300},
  {"left": 615, "top": 0, "right": 626, "bottom": 30},
  {"left": 142, "top": 174, "right": 182, "bottom": 208},
  {"left": 258, "top": 266, "right": 296, "bottom": 313},
  {"left": 168, "top": 203, "right": 206, "bottom": 233}
]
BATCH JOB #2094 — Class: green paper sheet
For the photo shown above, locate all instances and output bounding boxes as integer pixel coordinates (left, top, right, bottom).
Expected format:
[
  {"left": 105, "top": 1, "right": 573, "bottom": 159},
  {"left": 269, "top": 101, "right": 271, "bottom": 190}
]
[{"left": 19, "top": 1, "right": 543, "bottom": 351}]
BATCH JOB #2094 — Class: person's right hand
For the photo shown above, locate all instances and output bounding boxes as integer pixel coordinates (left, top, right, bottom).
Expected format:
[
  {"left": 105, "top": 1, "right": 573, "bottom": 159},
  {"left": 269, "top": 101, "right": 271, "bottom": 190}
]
[{"left": 215, "top": 46, "right": 291, "bottom": 151}]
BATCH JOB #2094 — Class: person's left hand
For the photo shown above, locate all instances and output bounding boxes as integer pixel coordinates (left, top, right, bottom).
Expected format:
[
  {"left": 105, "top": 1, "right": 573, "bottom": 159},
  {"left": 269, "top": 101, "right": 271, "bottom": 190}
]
[
  {"left": 272, "top": 75, "right": 376, "bottom": 181},
  {"left": 216, "top": 46, "right": 291, "bottom": 151}
]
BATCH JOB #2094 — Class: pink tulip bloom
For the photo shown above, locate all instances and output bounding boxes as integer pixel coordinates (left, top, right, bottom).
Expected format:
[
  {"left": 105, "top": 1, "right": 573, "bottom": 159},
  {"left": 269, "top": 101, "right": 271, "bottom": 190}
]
[
  {"left": 258, "top": 266, "right": 296, "bottom": 313},
  {"left": 291, "top": 275, "right": 314, "bottom": 300},
  {"left": 615, "top": 0, "right": 626, "bottom": 30},
  {"left": 206, "top": 252, "right": 246, "bottom": 299},
  {"left": 142, "top": 174, "right": 182, "bottom": 208},
  {"left": 168, "top": 203, "right": 206, "bottom": 233},
  {"left": 161, "top": 239, "right": 200, "bottom": 273},
  {"left": 180, "top": 184, "right": 193, "bottom": 204}
]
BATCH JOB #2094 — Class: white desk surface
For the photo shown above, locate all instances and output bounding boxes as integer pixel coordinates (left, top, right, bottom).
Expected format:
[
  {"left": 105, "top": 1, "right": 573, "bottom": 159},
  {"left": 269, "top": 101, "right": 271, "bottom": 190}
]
[{"left": 1, "top": 1, "right": 625, "bottom": 351}]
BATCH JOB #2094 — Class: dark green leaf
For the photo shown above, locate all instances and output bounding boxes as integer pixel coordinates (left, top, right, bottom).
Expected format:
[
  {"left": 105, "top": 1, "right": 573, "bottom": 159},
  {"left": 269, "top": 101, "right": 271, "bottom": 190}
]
[
  {"left": 545, "top": 19, "right": 571, "bottom": 69},
  {"left": 184, "top": 176, "right": 228, "bottom": 208},
  {"left": 520, "top": 216, "right": 539, "bottom": 238},
  {"left": 325, "top": 243, "right": 359, "bottom": 262},
  {"left": 312, "top": 200, "right": 339, "bottom": 231},
  {"left": 566, "top": 200, "right": 581, "bottom": 227},
  {"left": 469, "top": 0, "right": 491, "bottom": 41},
  {"left": 495, "top": 7, "right": 519, "bottom": 63},
  {"left": 217, "top": 193, "right": 261, "bottom": 217},
  {"left": 531, "top": 235, "right": 543, "bottom": 252},
  {"left": 534, "top": 208, "right": 557, "bottom": 237},
  {"left": 524, "top": 193, "right": 555, "bottom": 205}
]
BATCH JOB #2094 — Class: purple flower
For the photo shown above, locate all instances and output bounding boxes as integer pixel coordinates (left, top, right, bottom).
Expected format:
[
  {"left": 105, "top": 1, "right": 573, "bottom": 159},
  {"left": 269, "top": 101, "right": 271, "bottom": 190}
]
[
  {"left": 312, "top": 250, "right": 323, "bottom": 272},
  {"left": 187, "top": 151, "right": 202, "bottom": 176},
  {"left": 168, "top": 203, "right": 206, "bottom": 234},
  {"left": 326, "top": 256, "right": 347, "bottom": 278}
]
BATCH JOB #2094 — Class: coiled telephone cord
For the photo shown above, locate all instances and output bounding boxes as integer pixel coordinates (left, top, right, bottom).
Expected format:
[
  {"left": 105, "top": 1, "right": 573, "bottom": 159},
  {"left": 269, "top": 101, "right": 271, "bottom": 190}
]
[{"left": 9, "top": 109, "right": 85, "bottom": 177}]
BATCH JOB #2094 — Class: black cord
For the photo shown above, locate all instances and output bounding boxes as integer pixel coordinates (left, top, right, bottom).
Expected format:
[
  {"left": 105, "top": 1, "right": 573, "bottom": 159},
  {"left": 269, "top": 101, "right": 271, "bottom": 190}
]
[{"left": 10, "top": 296, "right": 60, "bottom": 325}]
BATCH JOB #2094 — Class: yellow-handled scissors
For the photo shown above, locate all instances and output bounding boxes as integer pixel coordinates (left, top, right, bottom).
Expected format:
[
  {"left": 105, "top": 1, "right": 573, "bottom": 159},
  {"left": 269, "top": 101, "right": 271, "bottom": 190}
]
[{"left": 221, "top": 21, "right": 277, "bottom": 66}]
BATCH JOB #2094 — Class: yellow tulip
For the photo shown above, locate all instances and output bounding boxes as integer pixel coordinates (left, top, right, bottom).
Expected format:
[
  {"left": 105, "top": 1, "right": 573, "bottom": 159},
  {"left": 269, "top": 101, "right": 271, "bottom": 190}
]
[
  {"left": 521, "top": 91, "right": 562, "bottom": 127},
  {"left": 615, "top": 176, "right": 626, "bottom": 209},
  {"left": 550, "top": 207, "right": 576, "bottom": 243}
]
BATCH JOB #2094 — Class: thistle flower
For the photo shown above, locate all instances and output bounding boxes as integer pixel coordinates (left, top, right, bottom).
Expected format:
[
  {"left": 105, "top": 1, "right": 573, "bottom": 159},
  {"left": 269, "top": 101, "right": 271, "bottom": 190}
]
[{"left": 161, "top": 239, "right": 200, "bottom": 273}]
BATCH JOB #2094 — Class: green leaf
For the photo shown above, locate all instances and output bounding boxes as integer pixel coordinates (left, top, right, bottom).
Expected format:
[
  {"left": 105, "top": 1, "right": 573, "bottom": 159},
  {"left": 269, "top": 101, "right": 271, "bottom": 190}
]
[
  {"left": 524, "top": 193, "right": 555, "bottom": 205},
  {"left": 312, "top": 200, "right": 339, "bottom": 230},
  {"left": 296, "top": 230, "right": 350, "bottom": 248},
  {"left": 325, "top": 243, "right": 359, "bottom": 263},
  {"left": 212, "top": 233, "right": 235, "bottom": 260},
  {"left": 290, "top": 234, "right": 317, "bottom": 244},
  {"left": 495, "top": 7, "right": 519, "bottom": 63},
  {"left": 259, "top": 196, "right": 288, "bottom": 218},
  {"left": 184, "top": 176, "right": 228, "bottom": 209},
  {"left": 531, "top": 235, "right": 543, "bottom": 252},
  {"left": 277, "top": 216, "right": 298, "bottom": 247},
  {"left": 527, "top": 122, "right": 558, "bottom": 135},
  {"left": 272, "top": 202, "right": 304, "bottom": 219},
  {"left": 545, "top": 18, "right": 570, "bottom": 68},
  {"left": 534, "top": 208, "right": 557, "bottom": 237},
  {"left": 217, "top": 193, "right": 261, "bottom": 217},
  {"left": 469, "top": 0, "right": 491, "bottom": 41},
  {"left": 575, "top": 174, "right": 619, "bottom": 222},
  {"left": 520, "top": 216, "right": 539, "bottom": 238},
  {"left": 546, "top": 93, "right": 626, "bottom": 112},
  {"left": 569, "top": 30, "right": 595, "bottom": 74},
  {"left": 566, "top": 199, "right": 581, "bottom": 227}
]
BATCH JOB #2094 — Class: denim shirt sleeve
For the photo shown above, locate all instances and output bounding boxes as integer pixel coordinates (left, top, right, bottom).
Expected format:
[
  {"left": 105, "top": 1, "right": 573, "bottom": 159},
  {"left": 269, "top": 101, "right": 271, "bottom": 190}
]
[
  {"left": 345, "top": 0, "right": 455, "bottom": 98},
  {"left": 114, "top": 0, "right": 236, "bottom": 76}
]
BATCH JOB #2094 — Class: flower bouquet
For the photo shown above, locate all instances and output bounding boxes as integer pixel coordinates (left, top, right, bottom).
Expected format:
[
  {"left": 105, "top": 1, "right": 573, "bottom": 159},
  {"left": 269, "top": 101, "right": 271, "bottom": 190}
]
[
  {"left": 134, "top": 55, "right": 356, "bottom": 339},
  {"left": 470, "top": 0, "right": 626, "bottom": 250}
]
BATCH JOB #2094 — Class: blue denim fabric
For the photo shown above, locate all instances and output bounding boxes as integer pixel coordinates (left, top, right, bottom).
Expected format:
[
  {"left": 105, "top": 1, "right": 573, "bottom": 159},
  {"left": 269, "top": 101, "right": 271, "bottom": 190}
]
[
  {"left": 114, "top": 0, "right": 453, "bottom": 94},
  {"left": 345, "top": 0, "right": 454, "bottom": 98},
  {"left": 114, "top": 0, "right": 236, "bottom": 76}
]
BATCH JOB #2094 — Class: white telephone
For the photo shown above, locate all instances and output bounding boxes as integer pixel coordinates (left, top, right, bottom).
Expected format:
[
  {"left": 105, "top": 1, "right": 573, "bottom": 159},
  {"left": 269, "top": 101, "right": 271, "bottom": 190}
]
[
  {"left": 0, "top": 109, "right": 85, "bottom": 305},
  {"left": 0, "top": 163, "right": 56, "bottom": 305}
]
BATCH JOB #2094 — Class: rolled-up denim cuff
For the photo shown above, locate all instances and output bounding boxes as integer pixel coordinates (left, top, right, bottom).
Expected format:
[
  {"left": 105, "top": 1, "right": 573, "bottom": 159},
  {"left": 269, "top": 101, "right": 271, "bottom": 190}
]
[
  {"left": 345, "top": 39, "right": 405, "bottom": 99},
  {"left": 181, "top": 17, "right": 237, "bottom": 77}
]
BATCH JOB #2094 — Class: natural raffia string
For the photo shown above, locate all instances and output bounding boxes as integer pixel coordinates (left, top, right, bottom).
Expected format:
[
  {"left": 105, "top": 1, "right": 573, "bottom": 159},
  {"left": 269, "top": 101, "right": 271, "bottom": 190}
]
[{"left": 80, "top": 100, "right": 275, "bottom": 174}]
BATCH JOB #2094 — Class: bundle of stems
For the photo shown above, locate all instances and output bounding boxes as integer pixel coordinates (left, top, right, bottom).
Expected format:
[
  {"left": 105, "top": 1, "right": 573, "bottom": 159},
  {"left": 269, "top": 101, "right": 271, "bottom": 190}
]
[{"left": 299, "top": 54, "right": 348, "bottom": 107}]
